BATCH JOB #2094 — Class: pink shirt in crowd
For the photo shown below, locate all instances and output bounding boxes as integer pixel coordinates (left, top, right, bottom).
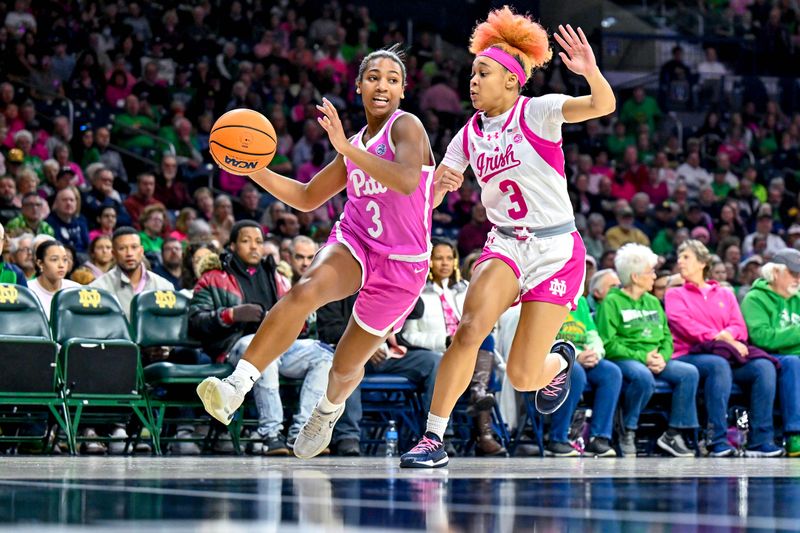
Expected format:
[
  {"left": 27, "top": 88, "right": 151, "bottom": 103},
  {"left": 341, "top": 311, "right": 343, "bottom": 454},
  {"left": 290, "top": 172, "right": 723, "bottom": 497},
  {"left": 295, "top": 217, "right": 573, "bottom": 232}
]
[{"left": 664, "top": 280, "right": 750, "bottom": 357}]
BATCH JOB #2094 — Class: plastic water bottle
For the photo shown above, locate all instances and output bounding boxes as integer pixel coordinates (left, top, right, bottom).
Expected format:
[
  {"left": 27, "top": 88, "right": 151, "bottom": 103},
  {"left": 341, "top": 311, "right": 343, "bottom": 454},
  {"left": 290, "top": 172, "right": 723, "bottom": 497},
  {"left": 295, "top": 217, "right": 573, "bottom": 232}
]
[{"left": 385, "top": 420, "right": 398, "bottom": 457}]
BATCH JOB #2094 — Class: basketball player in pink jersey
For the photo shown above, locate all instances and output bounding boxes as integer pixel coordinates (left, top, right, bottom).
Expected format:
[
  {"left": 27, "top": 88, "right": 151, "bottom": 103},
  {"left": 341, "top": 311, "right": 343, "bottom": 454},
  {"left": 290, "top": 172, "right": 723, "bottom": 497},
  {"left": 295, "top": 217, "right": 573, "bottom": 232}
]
[
  {"left": 196, "top": 45, "right": 445, "bottom": 459},
  {"left": 401, "top": 7, "right": 616, "bottom": 468}
]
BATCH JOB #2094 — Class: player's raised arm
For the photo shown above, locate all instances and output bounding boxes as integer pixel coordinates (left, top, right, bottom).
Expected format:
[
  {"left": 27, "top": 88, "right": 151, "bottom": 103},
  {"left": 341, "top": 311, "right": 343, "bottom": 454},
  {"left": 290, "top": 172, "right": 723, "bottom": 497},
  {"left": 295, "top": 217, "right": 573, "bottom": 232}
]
[
  {"left": 555, "top": 24, "right": 616, "bottom": 123},
  {"left": 317, "top": 98, "right": 427, "bottom": 196}
]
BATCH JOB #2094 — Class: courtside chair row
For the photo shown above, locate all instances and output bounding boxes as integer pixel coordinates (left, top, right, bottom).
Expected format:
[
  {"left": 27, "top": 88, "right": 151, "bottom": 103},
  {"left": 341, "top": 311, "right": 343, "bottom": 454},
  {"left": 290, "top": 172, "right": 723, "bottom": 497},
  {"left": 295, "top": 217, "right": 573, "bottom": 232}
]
[
  {"left": 0, "top": 284, "right": 759, "bottom": 457},
  {"left": 0, "top": 284, "right": 155, "bottom": 455},
  {"left": 0, "top": 285, "right": 432, "bottom": 455}
]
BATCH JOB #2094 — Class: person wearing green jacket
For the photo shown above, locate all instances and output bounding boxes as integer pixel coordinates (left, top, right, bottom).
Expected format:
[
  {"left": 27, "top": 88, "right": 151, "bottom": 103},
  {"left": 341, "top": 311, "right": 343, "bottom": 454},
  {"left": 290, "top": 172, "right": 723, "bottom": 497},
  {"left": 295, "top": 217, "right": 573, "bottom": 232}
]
[
  {"left": 596, "top": 243, "right": 698, "bottom": 458},
  {"left": 112, "top": 95, "right": 158, "bottom": 152},
  {"left": 0, "top": 222, "right": 28, "bottom": 287},
  {"left": 546, "top": 296, "right": 622, "bottom": 457},
  {"left": 741, "top": 249, "right": 800, "bottom": 456}
]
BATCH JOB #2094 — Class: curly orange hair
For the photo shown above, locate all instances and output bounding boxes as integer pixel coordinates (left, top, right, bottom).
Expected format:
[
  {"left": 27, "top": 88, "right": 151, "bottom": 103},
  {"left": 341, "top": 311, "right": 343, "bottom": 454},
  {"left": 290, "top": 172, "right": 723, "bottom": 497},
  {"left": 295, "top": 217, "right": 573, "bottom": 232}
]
[{"left": 469, "top": 6, "right": 552, "bottom": 78}]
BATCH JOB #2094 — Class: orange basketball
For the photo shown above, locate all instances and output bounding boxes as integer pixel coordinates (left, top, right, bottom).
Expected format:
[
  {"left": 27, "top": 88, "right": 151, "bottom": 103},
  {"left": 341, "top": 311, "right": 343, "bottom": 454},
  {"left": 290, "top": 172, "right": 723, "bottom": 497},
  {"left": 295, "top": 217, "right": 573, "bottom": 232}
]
[{"left": 209, "top": 109, "right": 277, "bottom": 174}]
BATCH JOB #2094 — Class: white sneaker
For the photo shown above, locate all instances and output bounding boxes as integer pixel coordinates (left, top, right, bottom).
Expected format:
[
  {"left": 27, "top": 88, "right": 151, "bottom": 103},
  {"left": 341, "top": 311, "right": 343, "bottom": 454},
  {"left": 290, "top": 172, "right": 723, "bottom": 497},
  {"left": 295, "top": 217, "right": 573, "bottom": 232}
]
[
  {"left": 170, "top": 430, "right": 201, "bottom": 455},
  {"left": 293, "top": 404, "right": 344, "bottom": 459},
  {"left": 108, "top": 427, "right": 129, "bottom": 454},
  {"left": 248, "top": 440, "right": 264, "bottom": 455},
  {"left": 80, "top": 428, "right": 106, "bottom": 455},
  {"left": 196, "top": 377, "right": 245, "bottom": 425},
  {"left": 212, "top": 433, "right": 236, "bottom": 454}
]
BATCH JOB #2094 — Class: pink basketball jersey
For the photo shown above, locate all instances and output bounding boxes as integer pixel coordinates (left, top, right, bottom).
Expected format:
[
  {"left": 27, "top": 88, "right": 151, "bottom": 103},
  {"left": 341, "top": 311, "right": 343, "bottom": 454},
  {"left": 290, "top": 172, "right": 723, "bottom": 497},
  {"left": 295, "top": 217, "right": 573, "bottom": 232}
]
[{"left": 340, "top": 110, "right": 435, "bottom": 261}]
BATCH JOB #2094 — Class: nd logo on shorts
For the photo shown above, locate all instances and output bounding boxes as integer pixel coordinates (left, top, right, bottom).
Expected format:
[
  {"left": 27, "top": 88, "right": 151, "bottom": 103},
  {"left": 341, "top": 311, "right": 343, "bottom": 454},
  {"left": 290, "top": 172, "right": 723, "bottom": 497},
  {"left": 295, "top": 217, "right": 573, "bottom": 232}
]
[{"left": 549, "top": 278, "right": 567, "bottom": 297}]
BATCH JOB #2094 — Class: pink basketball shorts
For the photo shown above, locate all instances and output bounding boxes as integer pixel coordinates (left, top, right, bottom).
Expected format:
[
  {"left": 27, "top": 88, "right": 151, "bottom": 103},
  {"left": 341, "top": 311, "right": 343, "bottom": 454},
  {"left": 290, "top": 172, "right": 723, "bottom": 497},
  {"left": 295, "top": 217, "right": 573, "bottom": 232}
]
[
  {"left": 474, "top": 228, "right": 587, "bottom": 310},
  {"left": 326, "top": 221, "right": 429, "bottom": 336}
]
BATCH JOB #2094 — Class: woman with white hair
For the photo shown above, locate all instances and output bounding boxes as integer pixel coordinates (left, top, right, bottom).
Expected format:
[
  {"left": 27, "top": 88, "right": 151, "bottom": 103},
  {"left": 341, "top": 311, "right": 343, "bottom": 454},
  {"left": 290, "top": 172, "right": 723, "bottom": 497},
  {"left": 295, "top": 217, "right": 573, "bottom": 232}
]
[
  {"left": 741, "top": 248, "right": 800, "bottom": 457},
  {"left": 13, "top": 130, "right": 44, "bottom": 177},
  {"left": 596, "top": 243, "right": 699, "bottom": 457},
  {"left": 666, "top": 240, "right": 782, "bottom": 457}
]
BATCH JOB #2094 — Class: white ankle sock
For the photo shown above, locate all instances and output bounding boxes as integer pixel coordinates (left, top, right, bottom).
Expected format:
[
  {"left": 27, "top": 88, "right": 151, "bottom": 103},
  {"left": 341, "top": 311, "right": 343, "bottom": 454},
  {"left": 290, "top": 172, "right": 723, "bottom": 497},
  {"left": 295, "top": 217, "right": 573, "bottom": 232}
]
[
  {"left": 425, "top": 413, "right": 449, "bottom": 441},
  {"left": 555, "top": 353, "right": 569, "bottom": 372},
  {"left": 317, "top": 394, "right": 343, "bottom": 414},
  {"left": 228, "top": 360, "right": 261, "bottom": 392}
]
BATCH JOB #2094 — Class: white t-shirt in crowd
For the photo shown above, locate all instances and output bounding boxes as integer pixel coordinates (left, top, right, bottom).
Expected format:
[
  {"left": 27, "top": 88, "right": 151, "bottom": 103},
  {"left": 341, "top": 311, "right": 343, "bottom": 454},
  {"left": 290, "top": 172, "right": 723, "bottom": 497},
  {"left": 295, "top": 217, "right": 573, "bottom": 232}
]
[{"left": 28, "top": 278, "right": 81, "bottom": 319}]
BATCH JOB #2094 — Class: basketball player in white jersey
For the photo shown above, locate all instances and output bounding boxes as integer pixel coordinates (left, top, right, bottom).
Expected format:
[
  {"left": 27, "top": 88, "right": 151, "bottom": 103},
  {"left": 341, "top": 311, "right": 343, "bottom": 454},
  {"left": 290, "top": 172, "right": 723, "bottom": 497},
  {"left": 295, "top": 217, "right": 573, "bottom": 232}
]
[{"left": 401, "top": 6, "right": 616, "bottom": 468}]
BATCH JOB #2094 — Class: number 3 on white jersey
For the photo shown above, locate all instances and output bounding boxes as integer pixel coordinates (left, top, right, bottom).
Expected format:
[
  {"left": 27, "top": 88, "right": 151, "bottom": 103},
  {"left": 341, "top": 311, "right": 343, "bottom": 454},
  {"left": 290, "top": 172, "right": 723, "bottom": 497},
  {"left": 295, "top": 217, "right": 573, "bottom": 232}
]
[{"left": 366, "top": 200, "right": 383, "bottom": 238}]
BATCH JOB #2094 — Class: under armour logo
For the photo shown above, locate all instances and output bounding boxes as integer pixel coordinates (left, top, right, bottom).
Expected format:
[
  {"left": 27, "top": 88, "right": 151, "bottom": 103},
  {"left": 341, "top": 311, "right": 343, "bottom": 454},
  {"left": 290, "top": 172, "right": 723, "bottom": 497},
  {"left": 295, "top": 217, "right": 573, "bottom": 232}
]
[
  {"left": 549, "top": 278, "right": 567, "bottom": 297},
  {"left": 514, "top": 227, "right": 533, "bottom": 241}
]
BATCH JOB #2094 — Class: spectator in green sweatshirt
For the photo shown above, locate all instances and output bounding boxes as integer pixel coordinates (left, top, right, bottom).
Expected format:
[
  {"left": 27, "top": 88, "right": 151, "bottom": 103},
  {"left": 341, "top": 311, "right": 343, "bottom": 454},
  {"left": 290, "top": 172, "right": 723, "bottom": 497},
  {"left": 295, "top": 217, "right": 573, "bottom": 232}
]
[
  {"left": 596, "top": 243, "right": 698, "bottom": 458},
  {"left": 0, "top": 222, "right": 28, "bottom": 286},
  {"left": 113, "top": 95, "right": 158, "bottom": 153},
  {"left": 741, "top": 249, "right": 800, "bottom": 457}
]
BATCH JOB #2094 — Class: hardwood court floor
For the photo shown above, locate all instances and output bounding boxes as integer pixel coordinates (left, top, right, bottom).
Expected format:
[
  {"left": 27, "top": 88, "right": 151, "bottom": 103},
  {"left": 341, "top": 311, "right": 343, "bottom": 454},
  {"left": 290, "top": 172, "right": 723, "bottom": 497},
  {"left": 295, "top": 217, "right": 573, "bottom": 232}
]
[{"left": 0, "top": 457, "right": 798, "bottom": 531}]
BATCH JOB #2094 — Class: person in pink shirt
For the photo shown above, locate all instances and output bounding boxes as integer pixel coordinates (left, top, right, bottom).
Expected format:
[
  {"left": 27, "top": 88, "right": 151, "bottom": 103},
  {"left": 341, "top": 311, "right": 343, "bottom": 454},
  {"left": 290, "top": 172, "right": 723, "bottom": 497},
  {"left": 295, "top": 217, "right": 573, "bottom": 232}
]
[
  {"left": 88, "top": 205, "right": 117, "bottom": 242},
  {"left": 665, "top": 239, "right": 783, "bottom": 457},
  {"left": 315, "top": 39, "right": 348, "bottom": 84},
  {"left": 419, "top": 76, "right": 463, "bottom": 115},
  {"left": 641, "top": 166, "right": 669, "bottom": 205},
  {"left": 295, "top": 143, "right": 325, "bottom": 184},
  {"left": 197, "top": 45, "right": 447, "bottom": 460},
  {"left": 105, "top": 69, "right": 135, "bottom": 108},
  {"left": 53, "top": 143, "right": 85, "bottom": 187}
]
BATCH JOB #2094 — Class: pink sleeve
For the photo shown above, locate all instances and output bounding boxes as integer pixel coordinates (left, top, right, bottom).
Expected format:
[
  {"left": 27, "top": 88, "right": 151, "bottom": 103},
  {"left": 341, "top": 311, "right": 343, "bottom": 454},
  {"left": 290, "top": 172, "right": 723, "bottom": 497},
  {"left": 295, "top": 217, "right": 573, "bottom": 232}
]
[
  {"left": 724, "top": 290, "right": 750, "bottom": 341},
  {"left": 664, "top": 288, "right": 721, "bottom": 343}
]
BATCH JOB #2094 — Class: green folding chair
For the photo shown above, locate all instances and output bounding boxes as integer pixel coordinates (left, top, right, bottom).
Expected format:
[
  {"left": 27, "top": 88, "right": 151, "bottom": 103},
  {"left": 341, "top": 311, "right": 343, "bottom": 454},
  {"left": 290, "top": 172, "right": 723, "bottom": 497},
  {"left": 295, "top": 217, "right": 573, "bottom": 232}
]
[
  {"left": 51, "top": 287, "right": 159, "bottom": 455},
  {"left": 132, "top": 290, "right": 237, "bottom": 453},
  {"left": 0, "top": 283, "right": 69, "bottom": 454}
]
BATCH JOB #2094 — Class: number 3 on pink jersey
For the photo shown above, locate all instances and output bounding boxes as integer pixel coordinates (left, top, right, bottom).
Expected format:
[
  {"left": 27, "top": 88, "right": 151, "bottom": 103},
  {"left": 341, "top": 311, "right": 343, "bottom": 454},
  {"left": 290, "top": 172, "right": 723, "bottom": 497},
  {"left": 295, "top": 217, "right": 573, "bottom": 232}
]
[
  {"left": 499, "top": 179, "right": 528, "bottom": 220},
  {"left": 366, "top": 200, "right": 384, "bottom": 238}
]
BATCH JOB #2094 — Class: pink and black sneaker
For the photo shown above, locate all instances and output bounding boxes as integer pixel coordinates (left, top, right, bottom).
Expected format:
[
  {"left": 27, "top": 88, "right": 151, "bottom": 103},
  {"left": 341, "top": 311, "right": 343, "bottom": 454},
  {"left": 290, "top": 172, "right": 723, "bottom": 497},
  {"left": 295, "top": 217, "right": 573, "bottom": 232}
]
[
  {"left": 535, "top": 341, "right": 576, "bottom": 415},
  {"left": 400, "top": 432, "right": 449, "bottom": 468}
]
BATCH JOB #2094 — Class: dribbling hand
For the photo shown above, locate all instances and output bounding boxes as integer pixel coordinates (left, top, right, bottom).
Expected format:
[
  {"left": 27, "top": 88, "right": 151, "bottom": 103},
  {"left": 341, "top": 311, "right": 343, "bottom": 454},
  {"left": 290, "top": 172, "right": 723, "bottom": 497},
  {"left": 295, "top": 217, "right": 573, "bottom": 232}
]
[
  {"left": 554, "top": 24, "right": 598, "bottom": 78},
  {"left": 316, "top": 97, "right": 349, "bottom": 153}
]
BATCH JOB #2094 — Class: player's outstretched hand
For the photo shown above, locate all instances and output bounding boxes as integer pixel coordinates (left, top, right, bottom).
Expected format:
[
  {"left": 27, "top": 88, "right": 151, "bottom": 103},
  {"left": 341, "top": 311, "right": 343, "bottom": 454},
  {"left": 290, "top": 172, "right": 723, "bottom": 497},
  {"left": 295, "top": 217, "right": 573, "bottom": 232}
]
[
  {"left": 554, "top": 24, "right": 597, "bottom": 78},
  {"left": 316, "top": 97, "right": 349, "bottom": 154}
]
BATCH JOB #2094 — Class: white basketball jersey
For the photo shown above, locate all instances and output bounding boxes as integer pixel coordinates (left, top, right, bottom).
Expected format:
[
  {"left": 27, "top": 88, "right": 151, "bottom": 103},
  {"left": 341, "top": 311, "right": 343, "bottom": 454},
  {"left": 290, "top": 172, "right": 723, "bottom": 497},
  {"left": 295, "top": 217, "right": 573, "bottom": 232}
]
[{"left": 442, "top": 94, "right": 574, "bottom": 228}]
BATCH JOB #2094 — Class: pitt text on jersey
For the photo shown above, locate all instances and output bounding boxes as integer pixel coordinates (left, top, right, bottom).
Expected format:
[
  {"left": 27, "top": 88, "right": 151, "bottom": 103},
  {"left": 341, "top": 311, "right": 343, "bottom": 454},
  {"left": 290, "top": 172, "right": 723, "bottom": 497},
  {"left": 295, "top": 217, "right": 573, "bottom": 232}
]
[{"left": 349, "top": 168, "right": 388, "bottom": 198}]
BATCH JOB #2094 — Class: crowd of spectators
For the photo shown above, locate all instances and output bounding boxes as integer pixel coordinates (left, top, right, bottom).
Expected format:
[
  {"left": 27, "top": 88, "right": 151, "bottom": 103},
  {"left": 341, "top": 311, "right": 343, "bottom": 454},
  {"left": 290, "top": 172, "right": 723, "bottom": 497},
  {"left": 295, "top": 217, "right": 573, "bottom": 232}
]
[
  {"left": 1, "top": 0, "right": 800, "bottom": 456},
  {"left": 696, "top": 0, "right": 800, "bottom": 76}
]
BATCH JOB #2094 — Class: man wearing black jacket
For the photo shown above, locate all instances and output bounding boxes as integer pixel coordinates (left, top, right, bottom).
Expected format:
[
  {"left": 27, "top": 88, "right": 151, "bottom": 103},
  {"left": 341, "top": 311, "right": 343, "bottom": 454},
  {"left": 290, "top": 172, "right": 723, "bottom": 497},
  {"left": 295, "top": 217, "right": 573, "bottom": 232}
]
[
  {"left": 189, "top": 220, "right": 332, "bottom": 455},
  {"left": 317, "top": 294, "right": 441, "bottom": 456}
]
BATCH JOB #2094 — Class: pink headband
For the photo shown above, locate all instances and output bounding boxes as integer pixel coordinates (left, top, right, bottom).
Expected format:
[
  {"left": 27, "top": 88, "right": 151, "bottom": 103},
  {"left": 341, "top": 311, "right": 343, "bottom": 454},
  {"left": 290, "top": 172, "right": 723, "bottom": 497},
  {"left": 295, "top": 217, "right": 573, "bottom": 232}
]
[{"left": 478, "top": 47, "right": 528, "bottom": 85}]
